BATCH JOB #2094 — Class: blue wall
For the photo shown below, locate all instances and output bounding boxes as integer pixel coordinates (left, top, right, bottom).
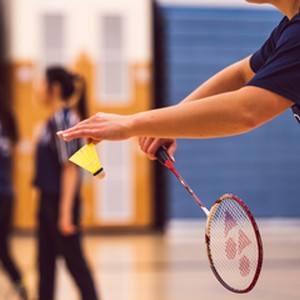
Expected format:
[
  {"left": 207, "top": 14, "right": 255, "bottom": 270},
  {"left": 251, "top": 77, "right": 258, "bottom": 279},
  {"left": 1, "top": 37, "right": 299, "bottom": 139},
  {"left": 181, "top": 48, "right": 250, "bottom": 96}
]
[{"left": 158, "top": 6, "right": 300, "bottom": 219}]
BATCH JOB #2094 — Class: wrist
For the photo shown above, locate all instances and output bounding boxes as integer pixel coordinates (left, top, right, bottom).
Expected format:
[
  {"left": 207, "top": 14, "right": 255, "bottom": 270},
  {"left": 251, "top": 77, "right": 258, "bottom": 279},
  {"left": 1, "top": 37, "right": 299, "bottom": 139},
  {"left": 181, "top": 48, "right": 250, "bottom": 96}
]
[
  {"left": 125, "top": 114, "right": 140, "bottom": 137},
  {"left": 59, "top": 205, "right": 71, "bottom": 216}
]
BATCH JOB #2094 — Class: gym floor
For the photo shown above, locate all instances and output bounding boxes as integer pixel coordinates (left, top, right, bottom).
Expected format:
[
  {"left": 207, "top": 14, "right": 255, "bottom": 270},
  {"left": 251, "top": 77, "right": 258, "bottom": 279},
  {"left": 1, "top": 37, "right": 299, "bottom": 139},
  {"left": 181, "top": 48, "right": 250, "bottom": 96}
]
[{"left": 1, "top": 219, "right": 299, "bottom": 300}]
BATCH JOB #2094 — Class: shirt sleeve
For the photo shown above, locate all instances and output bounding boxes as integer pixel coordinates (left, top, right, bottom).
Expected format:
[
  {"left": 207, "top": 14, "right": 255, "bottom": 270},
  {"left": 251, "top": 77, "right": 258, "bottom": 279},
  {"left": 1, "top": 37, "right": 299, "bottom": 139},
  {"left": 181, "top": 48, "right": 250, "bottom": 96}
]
[
  {"left": 52, "top": 108, "right": 82, "bottom": 165},
  {"left": 249, "top": 23, "right": 280, "bottom": 73},
  {"left": 247, "top": 19, "right": 300, "bottom": 106}
]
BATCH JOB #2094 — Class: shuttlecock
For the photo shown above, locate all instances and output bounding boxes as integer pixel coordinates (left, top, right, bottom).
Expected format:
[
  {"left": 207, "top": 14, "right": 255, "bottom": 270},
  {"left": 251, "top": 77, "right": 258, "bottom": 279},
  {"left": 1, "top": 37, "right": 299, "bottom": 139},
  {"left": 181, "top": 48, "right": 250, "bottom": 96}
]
[{"left": 69, "top": 143, "right": 105, "bottom": 179}]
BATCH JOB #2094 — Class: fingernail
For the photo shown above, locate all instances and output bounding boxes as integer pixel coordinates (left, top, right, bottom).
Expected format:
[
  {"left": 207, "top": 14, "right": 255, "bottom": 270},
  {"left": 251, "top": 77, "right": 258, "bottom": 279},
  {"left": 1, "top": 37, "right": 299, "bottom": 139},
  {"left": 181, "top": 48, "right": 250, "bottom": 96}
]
[
  {"left": 171, "top": 155, "right": 175, "bottom": 162},
  {"left": 62, "top": 133, "right": 69, "bottom": 141}
]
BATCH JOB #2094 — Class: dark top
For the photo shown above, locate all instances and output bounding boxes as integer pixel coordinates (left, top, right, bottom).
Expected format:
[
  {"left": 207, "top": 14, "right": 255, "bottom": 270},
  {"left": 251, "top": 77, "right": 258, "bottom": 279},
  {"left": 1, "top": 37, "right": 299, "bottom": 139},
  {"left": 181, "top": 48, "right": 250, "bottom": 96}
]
[
  {"left": 0, "top": 121, "right": 13, "bottom": 197},
  {"left": 247, "top": 11, "right": 300, "bottom": 119},
  {"left": 34, "top": 107, "right": 82, "bottom": 195}
]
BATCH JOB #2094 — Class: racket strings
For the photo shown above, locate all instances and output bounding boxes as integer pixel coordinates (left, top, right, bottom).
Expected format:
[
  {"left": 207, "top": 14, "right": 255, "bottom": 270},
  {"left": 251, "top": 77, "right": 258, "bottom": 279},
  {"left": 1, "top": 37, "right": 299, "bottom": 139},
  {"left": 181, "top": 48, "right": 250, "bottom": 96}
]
[{"left": 206, "top": 196, "right": 262, "bottom": 292}]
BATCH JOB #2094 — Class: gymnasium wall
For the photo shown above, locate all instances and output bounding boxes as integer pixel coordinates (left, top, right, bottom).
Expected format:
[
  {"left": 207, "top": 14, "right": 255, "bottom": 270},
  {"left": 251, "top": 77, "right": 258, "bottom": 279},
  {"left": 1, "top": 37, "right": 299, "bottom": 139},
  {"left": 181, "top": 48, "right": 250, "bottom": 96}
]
[
  {"left": 7, "top": 0, "right": 154, "bottom": 230},
  {"left": 155, "top": 1, "right": 300, "bottom": 219}
]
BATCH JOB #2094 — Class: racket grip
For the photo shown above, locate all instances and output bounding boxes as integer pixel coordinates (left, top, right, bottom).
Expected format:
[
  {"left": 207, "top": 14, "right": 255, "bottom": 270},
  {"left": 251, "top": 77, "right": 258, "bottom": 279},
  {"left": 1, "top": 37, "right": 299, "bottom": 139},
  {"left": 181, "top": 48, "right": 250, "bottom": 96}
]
[{"left": 156, "top": 147, "right": 172, "bottom": 165}]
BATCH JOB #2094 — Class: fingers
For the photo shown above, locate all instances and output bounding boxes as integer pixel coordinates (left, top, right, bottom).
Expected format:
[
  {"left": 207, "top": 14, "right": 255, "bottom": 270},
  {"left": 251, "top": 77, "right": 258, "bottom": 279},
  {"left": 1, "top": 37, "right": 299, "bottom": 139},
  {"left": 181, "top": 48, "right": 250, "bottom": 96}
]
[
  {"left": 57, "top": 112, "right": 126, "bottom": 143},
  {"left": 59, "top": 130, "right": 90, "bottom": 142},
  {"left": 139, "top": 137, "right": 157, "bottom": 160},
  {"left": 57, "top": 122, "right": 99, "bottom": 142},
  {"left": 166, "top": 140, "right": 177, "bottom": 160},
  {"left": 57, "top": 126, "right": 85, "bottom": 141},
  {"left": 57, "top": 115, "right": 99, "bottom": 141},
  {"left": 57, "top": 129, "right": 82, "bottom": 141},
  {"left": 139, "top": 137, "right": 177, "bottom": 161},
  {"left": 59, "top": 222, "right": 77, "bottom": 236}
]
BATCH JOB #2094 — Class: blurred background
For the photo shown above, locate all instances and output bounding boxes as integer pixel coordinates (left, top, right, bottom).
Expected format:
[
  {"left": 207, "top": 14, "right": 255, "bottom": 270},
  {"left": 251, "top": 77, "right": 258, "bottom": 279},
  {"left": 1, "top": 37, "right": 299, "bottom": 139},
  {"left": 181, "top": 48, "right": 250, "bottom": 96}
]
[{"left": 0, "top": 0, "right": 299, "bottom": 299}]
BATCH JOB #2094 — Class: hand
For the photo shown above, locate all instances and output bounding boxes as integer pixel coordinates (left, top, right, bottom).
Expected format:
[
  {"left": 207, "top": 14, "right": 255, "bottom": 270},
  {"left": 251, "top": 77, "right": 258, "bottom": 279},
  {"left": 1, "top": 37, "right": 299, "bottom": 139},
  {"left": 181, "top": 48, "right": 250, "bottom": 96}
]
[
  {"left": 57, "top": 112, "right": 132, "bottom": 143},
  {"left": 139, "top": 137, "right": 177, "bottom": 160},
  {"left": 59, "top": 213, "right": 77, "bottom": 236}
]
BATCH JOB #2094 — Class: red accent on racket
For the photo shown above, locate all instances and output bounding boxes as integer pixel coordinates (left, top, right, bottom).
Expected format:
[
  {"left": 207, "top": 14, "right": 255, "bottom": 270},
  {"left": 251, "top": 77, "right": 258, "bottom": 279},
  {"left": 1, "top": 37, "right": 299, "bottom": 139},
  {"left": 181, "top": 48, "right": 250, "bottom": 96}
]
[{"left": 156, "top": 147, "right": 263, "bottom": 293}]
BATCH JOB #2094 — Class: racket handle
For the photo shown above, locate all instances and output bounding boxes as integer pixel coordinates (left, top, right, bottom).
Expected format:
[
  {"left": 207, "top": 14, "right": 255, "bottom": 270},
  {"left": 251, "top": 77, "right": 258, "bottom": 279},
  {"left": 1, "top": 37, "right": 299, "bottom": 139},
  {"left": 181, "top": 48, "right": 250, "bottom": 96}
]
[{"left": 156, "top": 147, "right": 172, "bottom": 166}]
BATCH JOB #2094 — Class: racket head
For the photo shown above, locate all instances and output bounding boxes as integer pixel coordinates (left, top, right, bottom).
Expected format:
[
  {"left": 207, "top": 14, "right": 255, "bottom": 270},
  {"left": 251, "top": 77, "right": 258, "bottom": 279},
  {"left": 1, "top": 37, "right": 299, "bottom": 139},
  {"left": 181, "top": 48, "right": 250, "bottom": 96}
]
[{"left": 205, "top": 194, "right": 263, "bottom": 293}]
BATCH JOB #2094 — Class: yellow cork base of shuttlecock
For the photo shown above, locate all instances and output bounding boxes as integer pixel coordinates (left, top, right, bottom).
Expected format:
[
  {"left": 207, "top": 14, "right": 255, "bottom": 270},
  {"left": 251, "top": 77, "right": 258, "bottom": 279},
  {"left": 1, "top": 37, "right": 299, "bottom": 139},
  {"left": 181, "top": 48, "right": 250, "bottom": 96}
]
[{"left": 69, "top": 143, "right": 105, "bottom": 179}]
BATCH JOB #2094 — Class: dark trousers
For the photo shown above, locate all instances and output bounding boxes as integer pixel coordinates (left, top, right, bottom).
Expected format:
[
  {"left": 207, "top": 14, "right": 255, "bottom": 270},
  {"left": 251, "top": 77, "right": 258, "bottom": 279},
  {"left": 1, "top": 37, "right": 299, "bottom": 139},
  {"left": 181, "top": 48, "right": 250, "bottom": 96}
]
[
  {"left": 0, "top": 194, "right": 22, "bottom": 284},
  {"left": 37, "top": 192, "right": 99, "bottom": 300}
]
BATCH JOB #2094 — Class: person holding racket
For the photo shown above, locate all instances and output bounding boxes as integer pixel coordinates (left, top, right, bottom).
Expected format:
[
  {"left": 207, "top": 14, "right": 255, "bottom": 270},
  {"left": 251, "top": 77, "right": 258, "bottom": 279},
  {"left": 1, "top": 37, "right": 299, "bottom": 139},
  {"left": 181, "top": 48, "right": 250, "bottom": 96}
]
[
  {"left": 56, "top": 1, "right": 300, "bottom": 293},
  {"left": 58, "top": 0, "right": 300, "bottom": 159}
]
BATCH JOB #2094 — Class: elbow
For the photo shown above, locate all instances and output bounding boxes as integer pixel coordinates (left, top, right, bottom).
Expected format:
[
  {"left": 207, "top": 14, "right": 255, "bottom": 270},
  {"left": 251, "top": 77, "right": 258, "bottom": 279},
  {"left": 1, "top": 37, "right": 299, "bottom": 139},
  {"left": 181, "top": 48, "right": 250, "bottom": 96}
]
[
  {"left": 239, "top": 112, "right": 261, "bottom": 133},
  {"left": 229, "top": 86, "right": 291, "bottom": 135},
  {"left": 234, "top": 89, "right": 267, "bottom": 133},
  {"left": 236, "top": 101, "right": 263, "bottom": 133}
]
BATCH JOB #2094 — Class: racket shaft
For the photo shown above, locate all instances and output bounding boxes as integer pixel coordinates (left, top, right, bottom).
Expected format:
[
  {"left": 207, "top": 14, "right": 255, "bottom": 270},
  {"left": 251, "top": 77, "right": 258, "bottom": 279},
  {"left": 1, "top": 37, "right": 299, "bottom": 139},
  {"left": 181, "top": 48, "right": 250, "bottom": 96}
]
[
  {"left": 156, "top": 147, "right": 209, "bottom": 216},
  {"left": 170, "top": 166, "right": 210, "bottom": 217}
]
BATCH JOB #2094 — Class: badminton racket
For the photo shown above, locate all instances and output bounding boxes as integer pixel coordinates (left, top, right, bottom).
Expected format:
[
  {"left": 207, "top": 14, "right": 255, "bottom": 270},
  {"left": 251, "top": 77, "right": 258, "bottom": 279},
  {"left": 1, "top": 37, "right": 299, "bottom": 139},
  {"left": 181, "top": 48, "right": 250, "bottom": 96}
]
[{"left": 156, "top": 147, "right": 263, "bottom": 293}]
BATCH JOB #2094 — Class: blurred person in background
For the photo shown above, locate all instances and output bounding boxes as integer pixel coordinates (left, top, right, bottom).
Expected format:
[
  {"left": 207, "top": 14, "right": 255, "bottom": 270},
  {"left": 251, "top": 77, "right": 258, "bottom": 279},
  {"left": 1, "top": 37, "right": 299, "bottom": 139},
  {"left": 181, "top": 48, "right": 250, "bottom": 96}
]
[
  {"left": 58, "top": 0, "right": 300, "bottom": 161},
  {"left": 0, "top": 92, "right": 28, "bottom": 300},
  {"left": 33, "top": 66, "right": 100, "bottom": 300}
]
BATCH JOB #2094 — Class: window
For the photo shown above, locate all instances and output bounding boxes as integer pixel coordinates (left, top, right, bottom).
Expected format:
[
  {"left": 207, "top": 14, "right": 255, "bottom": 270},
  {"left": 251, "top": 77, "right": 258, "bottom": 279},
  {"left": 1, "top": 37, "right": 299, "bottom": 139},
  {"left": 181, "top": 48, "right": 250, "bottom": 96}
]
[
  {"left": 97, "top": 15, "right": 130, "bottom": 104},
  {"left": 95, "top": 141, "right": 134, "bottom": 222},
  {"left": 41, "top": 14, "right": 65, "bottom": 68}
]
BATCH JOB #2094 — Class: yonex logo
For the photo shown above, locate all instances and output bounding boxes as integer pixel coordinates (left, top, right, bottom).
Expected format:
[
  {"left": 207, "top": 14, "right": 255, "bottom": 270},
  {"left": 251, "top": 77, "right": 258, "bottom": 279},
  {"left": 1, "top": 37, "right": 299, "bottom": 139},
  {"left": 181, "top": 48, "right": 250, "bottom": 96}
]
[{"left": 224, "top": 211, "right": 252, "bottom": 277}]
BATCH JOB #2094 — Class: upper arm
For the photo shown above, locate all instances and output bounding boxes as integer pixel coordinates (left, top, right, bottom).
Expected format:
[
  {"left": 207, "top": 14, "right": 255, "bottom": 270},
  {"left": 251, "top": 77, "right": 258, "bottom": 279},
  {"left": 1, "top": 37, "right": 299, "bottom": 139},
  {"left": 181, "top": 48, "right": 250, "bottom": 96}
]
[
  {"left": 239, "top": 56, "right": 255, "bottom": 84},
  {"left": 60, "top": 161, "right": 79, "bottom": 193},
  {"left": 238, "top": 86, "right": 294, "bottom": 129},
  {"left": 61, "top": 161, "right": 79, "bottom": 178}
]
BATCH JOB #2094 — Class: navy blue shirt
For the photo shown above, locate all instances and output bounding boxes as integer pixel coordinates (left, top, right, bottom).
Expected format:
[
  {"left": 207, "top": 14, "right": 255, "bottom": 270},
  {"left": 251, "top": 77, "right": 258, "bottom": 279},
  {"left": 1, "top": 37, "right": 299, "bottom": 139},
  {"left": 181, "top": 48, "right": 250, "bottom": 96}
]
[
  {"left": 247, "top": 12, "right": 300, "bottom": 114},
  {"left": 34, "top": 108, "right": 82, "bottom": 195},
  {"left": 0, "top": 122, "right": 13, "bottom": 197}
]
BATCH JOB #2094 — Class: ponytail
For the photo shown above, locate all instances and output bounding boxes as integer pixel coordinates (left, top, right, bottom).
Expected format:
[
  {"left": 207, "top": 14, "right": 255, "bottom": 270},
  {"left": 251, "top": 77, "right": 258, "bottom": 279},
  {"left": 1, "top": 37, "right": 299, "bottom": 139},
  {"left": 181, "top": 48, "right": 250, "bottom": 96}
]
[
  {"left": 71, "top": 75, "right": 88, "bottom": 120},
  {"left": 46, "top": 66, "right": 88, "bottom": 120}
]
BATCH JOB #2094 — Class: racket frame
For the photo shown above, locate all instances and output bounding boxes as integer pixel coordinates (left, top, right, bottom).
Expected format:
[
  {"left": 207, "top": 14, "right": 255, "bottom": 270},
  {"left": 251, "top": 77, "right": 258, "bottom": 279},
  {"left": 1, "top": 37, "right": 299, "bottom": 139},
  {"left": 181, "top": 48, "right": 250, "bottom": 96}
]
[{"left": 206, "top": 193, "right": 264, "bottom": 293}]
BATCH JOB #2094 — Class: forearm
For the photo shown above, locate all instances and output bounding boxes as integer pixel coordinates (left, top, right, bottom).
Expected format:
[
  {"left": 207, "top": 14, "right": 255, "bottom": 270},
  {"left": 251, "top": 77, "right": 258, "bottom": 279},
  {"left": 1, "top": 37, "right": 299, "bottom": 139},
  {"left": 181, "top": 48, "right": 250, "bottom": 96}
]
[
  {"left": 129, "top": 87, "right": 292, "bottom": 138},
  {"left": 60, "top": 163, "right": 79, "bottom": 218},
  {"left": 181, "top": 56, "right": 254, "bottom": 103},
  {"left": 131, "top": 93, "right": 252, "bottom": 138}
]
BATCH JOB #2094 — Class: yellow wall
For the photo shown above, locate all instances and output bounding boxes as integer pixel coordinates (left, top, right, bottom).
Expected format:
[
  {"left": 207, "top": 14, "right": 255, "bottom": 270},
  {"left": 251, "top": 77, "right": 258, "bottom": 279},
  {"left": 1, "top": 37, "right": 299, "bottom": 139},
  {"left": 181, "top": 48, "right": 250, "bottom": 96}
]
[{"left": 12, "top": 54, "right": 153, "bottom": 230}]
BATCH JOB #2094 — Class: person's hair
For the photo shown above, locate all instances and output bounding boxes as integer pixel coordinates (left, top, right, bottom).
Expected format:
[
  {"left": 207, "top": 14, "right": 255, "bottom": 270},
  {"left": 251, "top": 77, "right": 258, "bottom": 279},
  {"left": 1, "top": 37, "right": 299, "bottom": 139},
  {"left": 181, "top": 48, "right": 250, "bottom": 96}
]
[
  {"left": 0, "top": 87, "right": 19, "bottom": 144},
  {"left": 46, "top": 66, "right": 88, "bottom": 120}
]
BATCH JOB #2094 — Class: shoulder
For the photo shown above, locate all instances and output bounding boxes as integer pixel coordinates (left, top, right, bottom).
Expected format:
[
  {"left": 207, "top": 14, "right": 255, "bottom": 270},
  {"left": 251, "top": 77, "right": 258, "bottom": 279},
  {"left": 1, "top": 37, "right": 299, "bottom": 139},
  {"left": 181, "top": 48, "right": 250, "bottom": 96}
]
[
  {"left": 289, "top": 11, "right": 300, "bottom": 25},
  {"left": 268, "top": 15, "right": 289, "bottom": 42},
  {"left": 278, "top": 14, "right": 300, "bottom": 44},
  {"left": 261, "top": 14, "right": 300, "bottom": 49}
]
